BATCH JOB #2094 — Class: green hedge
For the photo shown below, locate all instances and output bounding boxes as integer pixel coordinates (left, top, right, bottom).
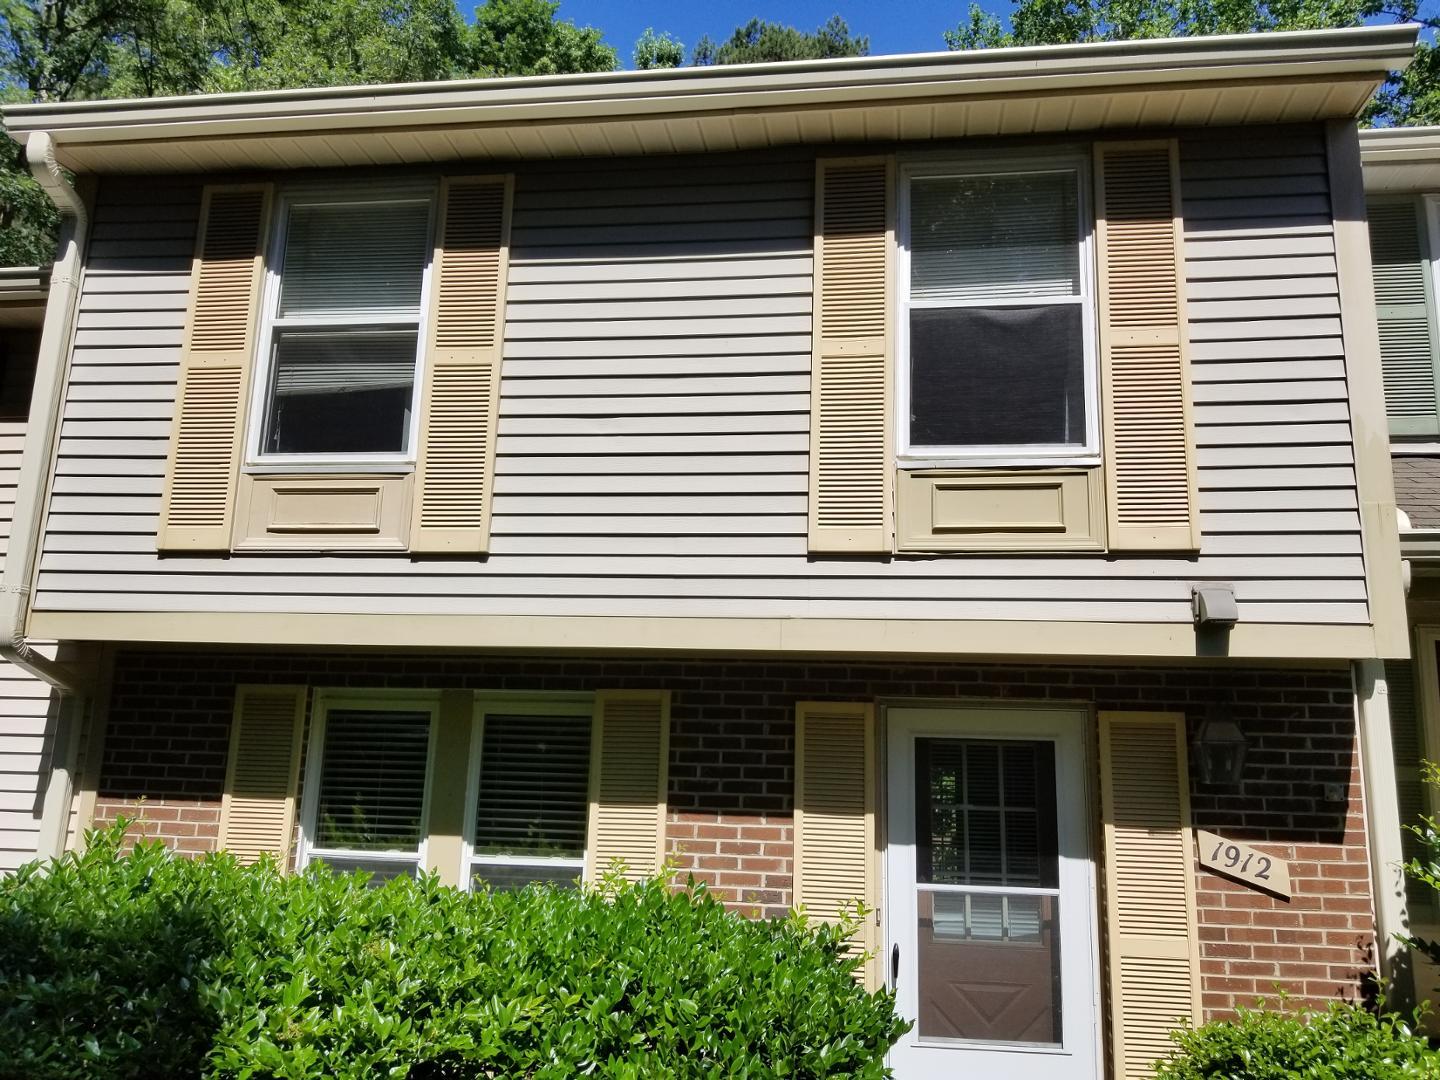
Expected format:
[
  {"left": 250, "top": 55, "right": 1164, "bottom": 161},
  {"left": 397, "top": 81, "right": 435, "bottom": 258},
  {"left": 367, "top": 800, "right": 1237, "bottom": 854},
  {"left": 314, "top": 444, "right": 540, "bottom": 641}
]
[
  {"left": 0, "top": 825, "right": 906, "bottom": 1079},
  {"left": 1155, "top": 999, "right": 1439, "bottom": 1079}
]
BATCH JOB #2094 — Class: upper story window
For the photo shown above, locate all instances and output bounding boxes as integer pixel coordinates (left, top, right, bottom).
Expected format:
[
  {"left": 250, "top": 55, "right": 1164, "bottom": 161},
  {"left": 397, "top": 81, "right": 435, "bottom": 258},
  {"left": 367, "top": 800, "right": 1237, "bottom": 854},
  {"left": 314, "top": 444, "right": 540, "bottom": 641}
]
[
  {"left": 251, "top": 190, "right": 435, "bottom": 465},
  {"left": 1368, "top": 195, "right": 1440, "bottom": 439},
  {"left": 899, "top": 156, "right": 1098, "bottom": 467}
]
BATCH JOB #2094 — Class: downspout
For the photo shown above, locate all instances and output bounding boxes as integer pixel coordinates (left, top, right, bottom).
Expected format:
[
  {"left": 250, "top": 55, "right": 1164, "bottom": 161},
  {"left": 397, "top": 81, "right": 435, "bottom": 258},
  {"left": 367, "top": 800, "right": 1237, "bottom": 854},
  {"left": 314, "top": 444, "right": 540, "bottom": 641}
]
[
  {"left": 6, "top": 131, "right": 93, "bottom": 862},
  {"left": 0, "top": 131, "right": 88, "bottom": 694}
]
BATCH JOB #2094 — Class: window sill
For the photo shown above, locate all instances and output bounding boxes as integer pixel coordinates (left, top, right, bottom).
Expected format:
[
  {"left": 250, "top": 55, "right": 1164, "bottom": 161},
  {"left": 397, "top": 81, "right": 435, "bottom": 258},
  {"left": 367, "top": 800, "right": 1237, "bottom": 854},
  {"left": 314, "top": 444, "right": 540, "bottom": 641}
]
[
  {"left": 232, "top": 471, "right": 415, "bottom": 552},
  {"left": 895, "top": 466, "right": 1105, "bottom": 554}
]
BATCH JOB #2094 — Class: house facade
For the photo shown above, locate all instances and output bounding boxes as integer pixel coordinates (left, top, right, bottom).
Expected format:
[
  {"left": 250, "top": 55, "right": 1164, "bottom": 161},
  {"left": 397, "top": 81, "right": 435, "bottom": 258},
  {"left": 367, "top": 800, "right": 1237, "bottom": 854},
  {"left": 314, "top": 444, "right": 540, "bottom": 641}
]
[{"left": 0, "top": 26, "right": 1422, "bottom": 1079}]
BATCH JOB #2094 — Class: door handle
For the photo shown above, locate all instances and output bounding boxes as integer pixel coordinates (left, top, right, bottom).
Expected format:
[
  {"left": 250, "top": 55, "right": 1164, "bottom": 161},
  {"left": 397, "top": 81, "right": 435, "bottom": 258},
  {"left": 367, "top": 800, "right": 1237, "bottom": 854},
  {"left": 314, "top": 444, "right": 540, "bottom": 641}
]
[{"left": 890, "top": 942, "right": 900, "bottom": 991}]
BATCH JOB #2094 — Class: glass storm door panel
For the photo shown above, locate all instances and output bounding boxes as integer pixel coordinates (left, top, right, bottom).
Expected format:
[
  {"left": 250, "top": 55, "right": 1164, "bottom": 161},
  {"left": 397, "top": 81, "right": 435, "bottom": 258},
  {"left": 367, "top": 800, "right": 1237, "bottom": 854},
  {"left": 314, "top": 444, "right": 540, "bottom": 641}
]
[{"left": 886, "top": 708, "right": 1101, "bottom": 1080}]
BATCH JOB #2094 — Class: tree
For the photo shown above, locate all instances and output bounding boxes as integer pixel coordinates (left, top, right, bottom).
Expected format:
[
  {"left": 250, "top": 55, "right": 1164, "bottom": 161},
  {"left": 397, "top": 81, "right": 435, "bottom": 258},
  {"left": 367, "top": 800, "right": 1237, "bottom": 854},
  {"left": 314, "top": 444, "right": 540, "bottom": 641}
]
[
  {"left": 0, "top": 0, "right": 618, "bottom": 266},
  {"left": 468, "top": 0, "right": 615, "bottom": 78},
  {"left": 943, "top": 0, "right": 1440, "bottom": 126},
  {"left": 691, "top": 15, "right": 868, "bottom": 66},
  {"left": 633, "top": 27, "right": 684, "bottom": 70}
]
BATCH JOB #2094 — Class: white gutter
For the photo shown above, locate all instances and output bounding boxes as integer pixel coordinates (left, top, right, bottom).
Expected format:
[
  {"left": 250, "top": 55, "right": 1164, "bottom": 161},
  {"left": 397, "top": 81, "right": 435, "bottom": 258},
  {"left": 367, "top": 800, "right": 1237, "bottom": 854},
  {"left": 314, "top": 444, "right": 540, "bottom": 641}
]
[
  {"left": 0, "top": 24, "right": 1417, "bottom": 156},
  {"left": 0, "top": 131, "right": 89, "bottom": 695}
]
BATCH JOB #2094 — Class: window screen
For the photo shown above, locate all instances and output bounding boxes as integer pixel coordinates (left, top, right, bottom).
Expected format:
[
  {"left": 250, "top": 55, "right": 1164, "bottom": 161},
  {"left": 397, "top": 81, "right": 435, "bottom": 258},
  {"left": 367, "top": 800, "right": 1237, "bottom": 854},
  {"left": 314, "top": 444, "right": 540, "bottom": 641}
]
[
  {"left": 905, "top": 167, "right": 1092, "bottom": 456},
  {"left": 258, "top": 196, "right": 431, "bottom": 459},
  {"left": 471, "top": 711, "right": 592, "bottom": 891},
  {"left": 307, "top": 705, "right": 433, "bottom": 880}
]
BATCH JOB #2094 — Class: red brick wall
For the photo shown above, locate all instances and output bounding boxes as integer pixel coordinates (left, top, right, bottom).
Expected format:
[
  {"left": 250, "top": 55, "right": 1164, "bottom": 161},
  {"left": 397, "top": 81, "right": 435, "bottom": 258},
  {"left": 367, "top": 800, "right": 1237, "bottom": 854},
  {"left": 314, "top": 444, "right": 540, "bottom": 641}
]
[{"left": 91, "top": 650, "right": 1369, "bottom": 1016}]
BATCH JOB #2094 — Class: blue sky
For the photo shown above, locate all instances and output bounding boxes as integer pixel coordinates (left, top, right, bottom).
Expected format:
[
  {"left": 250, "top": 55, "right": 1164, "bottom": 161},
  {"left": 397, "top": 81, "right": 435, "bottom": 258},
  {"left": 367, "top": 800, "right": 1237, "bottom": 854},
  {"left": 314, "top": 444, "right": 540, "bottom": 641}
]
[{"left": 558, "top": 0, "right": 972, "bottom": 65}]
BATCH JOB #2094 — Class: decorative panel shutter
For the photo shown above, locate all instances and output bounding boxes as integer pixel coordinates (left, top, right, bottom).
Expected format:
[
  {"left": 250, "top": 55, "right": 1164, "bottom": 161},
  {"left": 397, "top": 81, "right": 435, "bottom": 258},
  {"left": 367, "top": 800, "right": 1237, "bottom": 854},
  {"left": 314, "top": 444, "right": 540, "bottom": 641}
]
[
  {"left": 794, "top": 701, "right": 878, "bottom": 987},
  {"left": 158, "top": 184, "right": 273, "bottom": 551},
  {"left": 1095, "top": 141, "right": 1200, "bottom": 551},
  {"left": 410, "top": 175, "right": 513, "bottom": 554},
  {"left": 1367, "top": 198, "right": 1440, "bottom": 435},
  {"left": 217, "top": 685, "right": 306, "bottom": 866},
  {"left": 1098, "top": 711, "right": 1202, "bottom": 1079},
  {"left": 810, "top": 158, "right": 894, "bottom": 553},
  {"left": 585, "top": 690, "right": 670, "bottom": 882}
]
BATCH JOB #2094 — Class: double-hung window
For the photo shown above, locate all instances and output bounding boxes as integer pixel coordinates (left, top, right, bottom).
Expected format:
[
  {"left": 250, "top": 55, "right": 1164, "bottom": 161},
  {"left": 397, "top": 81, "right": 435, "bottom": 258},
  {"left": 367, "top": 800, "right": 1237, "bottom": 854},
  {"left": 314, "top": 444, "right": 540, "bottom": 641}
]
[
  {"left": 251, "top": 189, "right": 435, "bottom": 464},
  {"left": 298, "top": 693, "right": 438, "bottom": 881},
  {"left": 465, "top": 696, "right": 595, "bottom": 891},
  {"left": 899, "top": 156, "right": 1097, "bottom": 466}
]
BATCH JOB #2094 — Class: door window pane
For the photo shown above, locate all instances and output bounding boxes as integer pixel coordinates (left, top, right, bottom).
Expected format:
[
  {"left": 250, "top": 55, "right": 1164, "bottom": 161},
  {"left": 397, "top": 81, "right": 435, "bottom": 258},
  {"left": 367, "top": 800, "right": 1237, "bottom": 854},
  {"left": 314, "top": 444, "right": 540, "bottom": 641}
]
[{"left": 914, "top": 737, "right": 1062, "bottom": 1046}]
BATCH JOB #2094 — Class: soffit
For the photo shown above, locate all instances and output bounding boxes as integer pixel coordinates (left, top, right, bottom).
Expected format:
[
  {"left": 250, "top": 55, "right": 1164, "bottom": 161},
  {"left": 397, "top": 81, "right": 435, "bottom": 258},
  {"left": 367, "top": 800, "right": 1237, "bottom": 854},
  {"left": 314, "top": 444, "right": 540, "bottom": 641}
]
[
  {"left": 1362, "top": 126, "right": 1440, "bottom": 193},
  {"left": 1, "top": 25, "right": 1417, "bottom": 175}
]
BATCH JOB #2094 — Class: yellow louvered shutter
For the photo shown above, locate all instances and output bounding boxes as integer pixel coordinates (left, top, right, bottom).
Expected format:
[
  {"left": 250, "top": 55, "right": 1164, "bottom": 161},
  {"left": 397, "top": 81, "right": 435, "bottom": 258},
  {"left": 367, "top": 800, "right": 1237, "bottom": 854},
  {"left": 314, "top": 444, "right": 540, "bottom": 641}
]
[
  {"left": 158, "top": 184, "right": 273, "bottom": 551},
  {"left": 794, "top": 701, "right": 878, "bottom": 986},
  {"left": 410, "top": 175, "right": 512, "bottom": 553},
  {"left": 1098, "top": 711, "right": 1202, "bottom": 1079},
  {"left": 810, "top": 158, "right": 894, "bottom": 553},
  {"left": 217, "top": 685, "right": 306, "bottom": 866},
  {"left": 1095, "top": 141, "right": 1199, "bottom": 552},
  {"left": 585, "top": 690, "right": 669, "bottom": 882}
]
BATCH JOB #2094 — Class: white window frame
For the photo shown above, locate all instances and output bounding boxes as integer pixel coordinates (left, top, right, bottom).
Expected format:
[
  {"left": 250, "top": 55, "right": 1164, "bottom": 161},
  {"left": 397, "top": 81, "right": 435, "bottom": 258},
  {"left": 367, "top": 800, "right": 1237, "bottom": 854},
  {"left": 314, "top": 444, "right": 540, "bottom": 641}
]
[
  {"left": 297, "top": 688, "right": 441, "bottom": 878},
  {"left": 462, "top": 692, "right": 596, "bottom": 892},
  {"left": 896, "top": 152, "right": 1100, "bottom": 470},
  {"left": 246, "top": 182, "right": 438, "bottom": 472}
]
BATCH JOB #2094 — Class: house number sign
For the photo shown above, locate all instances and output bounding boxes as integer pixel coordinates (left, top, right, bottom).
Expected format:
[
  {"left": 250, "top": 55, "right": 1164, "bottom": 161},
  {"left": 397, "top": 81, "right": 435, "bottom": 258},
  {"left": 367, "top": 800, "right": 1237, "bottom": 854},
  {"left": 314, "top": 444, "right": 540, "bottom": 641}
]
[{"left": 1196, "top": 830, "right": 1291, "bottom": 899}]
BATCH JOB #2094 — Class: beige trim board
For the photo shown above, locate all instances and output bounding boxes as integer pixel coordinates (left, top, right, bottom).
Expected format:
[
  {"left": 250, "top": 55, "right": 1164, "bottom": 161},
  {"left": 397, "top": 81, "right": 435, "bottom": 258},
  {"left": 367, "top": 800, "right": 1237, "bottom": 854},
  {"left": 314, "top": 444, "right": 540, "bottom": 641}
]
[
  {"left": 28, "top": 610, "right": 1382, "bottom": 661},
  {"left": 1326, "top": 119, "right": 1411, "bottom": 661}
]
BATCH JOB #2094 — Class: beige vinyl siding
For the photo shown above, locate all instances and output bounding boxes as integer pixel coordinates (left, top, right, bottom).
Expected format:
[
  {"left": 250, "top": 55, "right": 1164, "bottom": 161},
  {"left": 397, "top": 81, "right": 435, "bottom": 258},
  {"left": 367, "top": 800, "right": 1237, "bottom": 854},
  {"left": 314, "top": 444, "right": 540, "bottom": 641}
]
[
  {"left": 35, "top": 133, "right": 1367, "bottom": 626},
  {"left": 0, "top": 407, "right": 56, "bottom": 872}
]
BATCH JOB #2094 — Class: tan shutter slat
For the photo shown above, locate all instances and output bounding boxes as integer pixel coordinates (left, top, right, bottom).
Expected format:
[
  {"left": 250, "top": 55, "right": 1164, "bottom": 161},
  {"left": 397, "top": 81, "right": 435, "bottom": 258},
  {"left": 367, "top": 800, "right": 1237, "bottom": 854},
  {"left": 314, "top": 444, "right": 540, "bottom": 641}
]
[
  {"left": 794, "top": 701, "right": 878, "bottom": 987},
  {"left": 1368, "top": 198, "right": 1440, "bottom": 434},
  {"left": 1095, "top": 141, "right": 1199, "bottom": 551},
  {"left": 1099, "top": 711, "right": 1202, "bottom": 1079},
  {"left": 809, "top": 158, "right": 894, "bottom": 554},
  {"left": 158, "top": 184, "right": 272, "bottom": 551},
  {"left": 585, "top": 689, "right": 669, "bottom": 882},
  {"left": 410, "top": 175, "right": 512, "bottom": 553},
  {"left": 218, "top": 685, "right": 306, "bottom": 867}
]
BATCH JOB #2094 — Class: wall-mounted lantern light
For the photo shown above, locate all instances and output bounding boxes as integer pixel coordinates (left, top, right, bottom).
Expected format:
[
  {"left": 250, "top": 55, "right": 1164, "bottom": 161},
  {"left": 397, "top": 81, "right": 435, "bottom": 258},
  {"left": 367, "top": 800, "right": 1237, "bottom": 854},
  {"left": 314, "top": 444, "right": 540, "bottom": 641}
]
[{"left": 1193, "top": 707, "right": 1248, "bottom": 787}]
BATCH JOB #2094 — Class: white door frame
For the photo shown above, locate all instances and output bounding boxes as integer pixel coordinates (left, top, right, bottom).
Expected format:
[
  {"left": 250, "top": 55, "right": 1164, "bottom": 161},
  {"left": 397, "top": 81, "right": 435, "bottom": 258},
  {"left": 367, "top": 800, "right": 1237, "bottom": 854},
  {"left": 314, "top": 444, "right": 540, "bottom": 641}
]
[{"left": 884, "top": 704, "right": 1102, "bottom": 1079}]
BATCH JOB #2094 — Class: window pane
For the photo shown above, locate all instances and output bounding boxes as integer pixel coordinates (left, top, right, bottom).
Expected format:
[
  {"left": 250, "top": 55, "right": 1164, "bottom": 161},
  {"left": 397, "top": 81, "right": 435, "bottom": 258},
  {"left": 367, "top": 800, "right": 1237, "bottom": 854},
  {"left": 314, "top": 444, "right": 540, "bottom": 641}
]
[
  {"left": 474, "top": 714, "right": 591, "bottom": 859},
  {"left": 310, "top": 856, "right": 420, "bottom": 884},
  {"left": 916, "top": 738, "right": 1058, "bottom": 889},
  {"left": 314, "top": 708, "right": 430, "bottom": 852},
  {"left": 280, "top": 200, "right": 429, "bottom": 318},
  {"left": 262, "top": 329, "right": 416, "bottom": 455},
  {"left": 909, "top": 305, "right": 1085, "bottom": 448},
  {"left": 910, "top": 172, "right": 1079, "bottom": 303},
  {"left": 471, "top": 862, "right": 583, "bottom": 892}
]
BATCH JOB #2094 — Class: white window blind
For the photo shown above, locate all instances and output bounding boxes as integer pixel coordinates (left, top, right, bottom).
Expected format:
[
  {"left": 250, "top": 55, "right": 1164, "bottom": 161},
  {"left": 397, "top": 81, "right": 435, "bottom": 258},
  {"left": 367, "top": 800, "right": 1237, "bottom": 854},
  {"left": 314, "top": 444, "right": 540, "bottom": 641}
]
[
  {"left": 280, "top": 201, "right": 430, "bottom": 319},
  {"left": 901, "top": 161, "right": 1095, "bottom": 461},
  {"left": 304, "top": 703, "right": 434, "bottom": 881},
  {"left": 470, "top": 709, "right": 593, "bottom": 891},
  {"left": 911, "top": 173, "right": 1080, "bottom": 303}
]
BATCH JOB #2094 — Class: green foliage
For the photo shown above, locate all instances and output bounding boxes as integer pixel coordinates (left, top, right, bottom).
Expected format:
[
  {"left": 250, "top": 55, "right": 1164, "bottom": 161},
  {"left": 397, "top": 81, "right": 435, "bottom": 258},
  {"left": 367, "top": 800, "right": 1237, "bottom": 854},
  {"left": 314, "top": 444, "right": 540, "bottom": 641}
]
[
  {"left": 467, "top": 0, "right": 616, "bottom": 78},
  {"left": 0, "top": 822, "right": 906, "bottom": 1079},
  {"left": 1402, "top": 761, "right": 1440, "bottom": 974},
  {"left": 942, "top": 0, "right": 1440, "bottom": 127},
  {"left": 1154, "top": 998, "right": 1439, "bottom": 1079},
  {"left": 691, "top": 16, "right": 869, "bottom": 66},
  {"left": 633, "top": 27, "right": 684, "bottom": 70}
]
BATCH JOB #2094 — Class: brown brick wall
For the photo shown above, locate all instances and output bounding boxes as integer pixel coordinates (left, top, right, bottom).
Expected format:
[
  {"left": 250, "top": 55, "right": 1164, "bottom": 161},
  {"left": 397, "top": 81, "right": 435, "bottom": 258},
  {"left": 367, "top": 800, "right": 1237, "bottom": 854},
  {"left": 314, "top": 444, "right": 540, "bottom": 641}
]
[{"left": 91, "top": 650, "right": 1369, "bottom": 1017}]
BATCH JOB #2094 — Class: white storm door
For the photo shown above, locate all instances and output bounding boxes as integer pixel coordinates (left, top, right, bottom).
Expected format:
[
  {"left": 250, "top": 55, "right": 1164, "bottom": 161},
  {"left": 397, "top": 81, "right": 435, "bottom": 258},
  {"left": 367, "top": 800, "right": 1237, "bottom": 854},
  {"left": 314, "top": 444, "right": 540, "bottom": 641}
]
[{"left": 885, "top": 707, "right": 1101, "bottom": 1080}]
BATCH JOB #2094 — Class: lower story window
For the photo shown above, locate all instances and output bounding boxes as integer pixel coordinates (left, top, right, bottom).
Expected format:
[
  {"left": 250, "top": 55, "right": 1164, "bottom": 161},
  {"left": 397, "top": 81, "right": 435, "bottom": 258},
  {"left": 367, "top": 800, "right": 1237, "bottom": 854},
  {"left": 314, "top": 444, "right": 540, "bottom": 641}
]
[
  {"left": 467, "top": 697, "right": 594, "bottom": 891},
  {"left": 300, "top": 694, "right": 438, "bottom": 881}
]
